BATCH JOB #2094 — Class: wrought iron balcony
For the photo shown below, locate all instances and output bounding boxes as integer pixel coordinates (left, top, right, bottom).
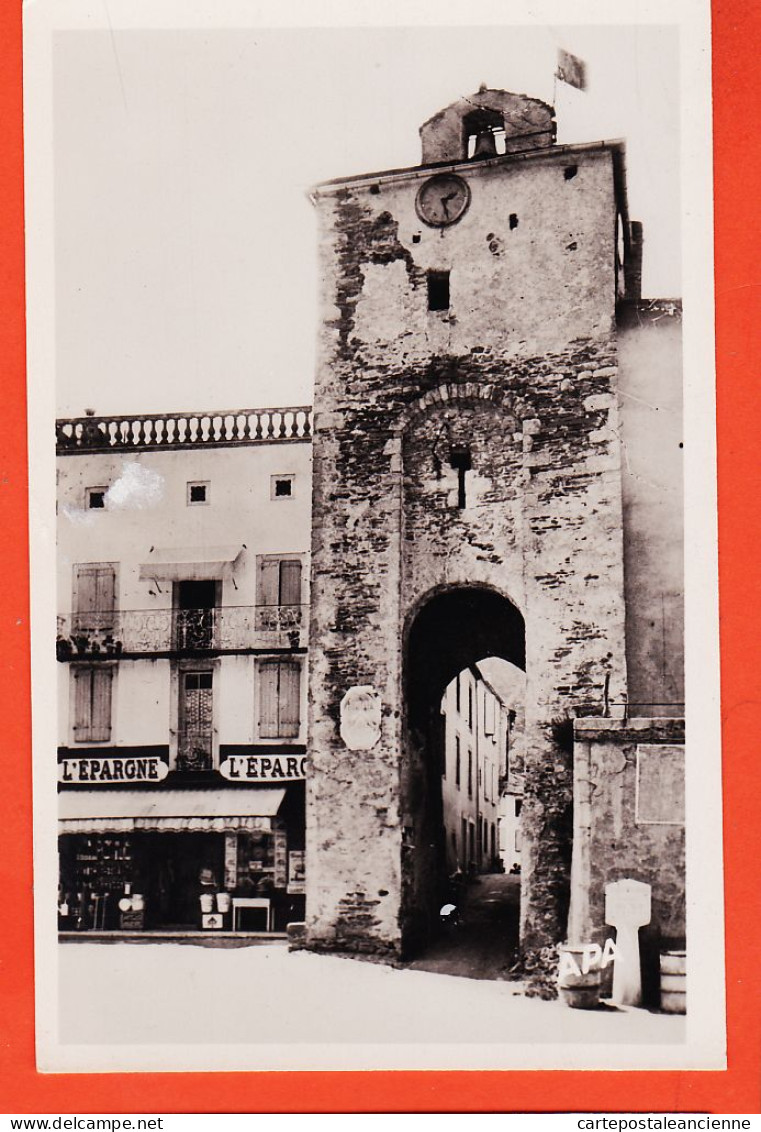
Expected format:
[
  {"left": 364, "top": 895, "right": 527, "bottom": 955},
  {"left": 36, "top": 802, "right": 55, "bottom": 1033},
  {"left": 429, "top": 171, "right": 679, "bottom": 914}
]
[
  {"left": 56, "top": 605, "right": 307, "bottom": 657},
  {"left": 56, "top": 406, "right": 312, "bottom": 454},
  {"left": 176, "top": 731, "right": 214, "bottom": 772}
]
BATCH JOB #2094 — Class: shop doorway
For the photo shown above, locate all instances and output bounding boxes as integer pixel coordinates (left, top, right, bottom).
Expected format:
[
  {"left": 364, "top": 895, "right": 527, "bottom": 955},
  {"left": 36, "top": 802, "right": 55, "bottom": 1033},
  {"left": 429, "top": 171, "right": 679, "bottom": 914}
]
[
  {"left": 401, "top": 585, "right": 525, "bottom": 965},
  {"left": 141, "top": 832, "right": 224, "bottom": 928}
]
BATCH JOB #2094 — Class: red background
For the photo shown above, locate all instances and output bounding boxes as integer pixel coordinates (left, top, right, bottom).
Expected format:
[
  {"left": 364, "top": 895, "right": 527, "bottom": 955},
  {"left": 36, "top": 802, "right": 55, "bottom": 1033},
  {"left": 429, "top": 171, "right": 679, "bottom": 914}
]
[{"left": 1, "top": 0, "right": 758, "bottom": 1113}]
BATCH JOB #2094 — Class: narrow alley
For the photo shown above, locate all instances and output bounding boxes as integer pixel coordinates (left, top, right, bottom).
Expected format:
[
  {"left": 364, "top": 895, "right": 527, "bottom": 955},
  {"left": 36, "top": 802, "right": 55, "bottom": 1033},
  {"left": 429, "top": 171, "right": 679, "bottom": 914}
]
[{"left": 405, "top": 873, "right": 521, "bottom": 981}]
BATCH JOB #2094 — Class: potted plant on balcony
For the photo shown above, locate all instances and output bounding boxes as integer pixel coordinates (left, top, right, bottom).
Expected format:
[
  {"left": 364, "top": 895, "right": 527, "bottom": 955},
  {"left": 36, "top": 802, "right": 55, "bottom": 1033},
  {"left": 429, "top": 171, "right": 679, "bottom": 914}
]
[
  {"left": 56, "top": 635, "right": 73, "bottom": 661},
  {"left": 73, "top": 634, "right": 90, "bottom": 656}
]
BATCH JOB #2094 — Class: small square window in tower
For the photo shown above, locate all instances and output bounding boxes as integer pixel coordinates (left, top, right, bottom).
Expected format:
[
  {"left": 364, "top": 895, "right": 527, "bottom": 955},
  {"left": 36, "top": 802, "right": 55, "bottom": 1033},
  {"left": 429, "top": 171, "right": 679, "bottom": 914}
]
[
  {"left": 271, "top": 474, "right": 294, "bottom": 500},
  {"left": 87, "top": 488, "right": 106, "bottom": 510},
  {"left": 427, "top": 270, "right": 450, "bottom": 312},
  {"left": 187, "top": 481, "right": 209, "bottom": 506}
]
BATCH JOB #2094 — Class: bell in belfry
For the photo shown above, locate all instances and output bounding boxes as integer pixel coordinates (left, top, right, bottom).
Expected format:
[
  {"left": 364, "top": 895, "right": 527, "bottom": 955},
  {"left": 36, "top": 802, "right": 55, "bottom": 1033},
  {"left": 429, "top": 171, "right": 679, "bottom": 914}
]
[{"left": 472, "top": 127, "right": 497, "bottom": 159}]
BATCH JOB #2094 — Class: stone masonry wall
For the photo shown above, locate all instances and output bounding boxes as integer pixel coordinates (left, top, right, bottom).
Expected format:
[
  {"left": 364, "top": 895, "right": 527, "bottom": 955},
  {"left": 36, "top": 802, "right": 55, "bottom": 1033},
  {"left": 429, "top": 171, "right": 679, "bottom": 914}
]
[
  {"left": 617, "top": 309, "right": 684, "bottom": 715},
  {"left": 307, "top": 146, "right": 629, "bottom": 955},
  {"left": 570, "top": 717, "right": 685, "bottom": 1001}
]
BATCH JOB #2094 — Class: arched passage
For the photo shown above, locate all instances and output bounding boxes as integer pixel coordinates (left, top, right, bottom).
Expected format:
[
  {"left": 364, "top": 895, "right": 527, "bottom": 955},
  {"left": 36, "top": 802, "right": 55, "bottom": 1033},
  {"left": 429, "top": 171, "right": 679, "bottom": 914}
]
[{"left": 401, "top": 585, "right": 526, "bottom": 957}]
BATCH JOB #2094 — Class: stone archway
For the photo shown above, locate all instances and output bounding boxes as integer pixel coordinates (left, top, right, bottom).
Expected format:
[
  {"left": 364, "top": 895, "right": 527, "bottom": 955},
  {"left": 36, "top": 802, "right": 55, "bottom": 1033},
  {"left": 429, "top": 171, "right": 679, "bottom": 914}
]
[{"left": 400, "top": 585, "right": 525, "bottom": 957}]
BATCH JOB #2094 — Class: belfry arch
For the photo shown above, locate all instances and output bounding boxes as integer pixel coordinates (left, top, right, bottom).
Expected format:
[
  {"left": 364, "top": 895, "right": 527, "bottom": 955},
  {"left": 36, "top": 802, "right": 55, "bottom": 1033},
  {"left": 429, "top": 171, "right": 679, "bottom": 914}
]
[{"left": 401, "top": 586, "right": 525, "bottom": 955}]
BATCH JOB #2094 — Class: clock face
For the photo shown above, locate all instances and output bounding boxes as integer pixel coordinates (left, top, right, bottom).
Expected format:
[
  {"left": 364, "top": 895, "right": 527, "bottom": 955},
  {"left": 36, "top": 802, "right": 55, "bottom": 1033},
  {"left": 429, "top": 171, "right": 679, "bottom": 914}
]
[{"left": 415, "top": 174, "right": 471, "bottom": 228}]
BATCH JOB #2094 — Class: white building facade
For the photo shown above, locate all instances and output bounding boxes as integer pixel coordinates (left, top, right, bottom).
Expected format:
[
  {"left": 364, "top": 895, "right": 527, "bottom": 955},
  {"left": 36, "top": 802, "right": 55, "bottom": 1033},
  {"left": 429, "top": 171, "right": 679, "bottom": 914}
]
[
  {"left": 439, "top": 667, "right": 511, "bottom": 876},
  {"left": 56, "top": 407, "right": 312, "bottom": 934}
]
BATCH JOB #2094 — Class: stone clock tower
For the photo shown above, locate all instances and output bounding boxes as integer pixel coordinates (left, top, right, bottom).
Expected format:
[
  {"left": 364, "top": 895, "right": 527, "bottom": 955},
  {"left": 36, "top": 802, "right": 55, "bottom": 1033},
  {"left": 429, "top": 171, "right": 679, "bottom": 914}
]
[{"left": 305, "top": 88, "right": 638, "bottom": 957}]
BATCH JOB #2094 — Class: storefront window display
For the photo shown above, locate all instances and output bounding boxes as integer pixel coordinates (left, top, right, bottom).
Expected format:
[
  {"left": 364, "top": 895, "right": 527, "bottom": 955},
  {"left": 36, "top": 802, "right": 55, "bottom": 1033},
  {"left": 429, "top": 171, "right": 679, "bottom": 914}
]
[{"left": 58, "top": 796, "right": 306, "bottom": 934}]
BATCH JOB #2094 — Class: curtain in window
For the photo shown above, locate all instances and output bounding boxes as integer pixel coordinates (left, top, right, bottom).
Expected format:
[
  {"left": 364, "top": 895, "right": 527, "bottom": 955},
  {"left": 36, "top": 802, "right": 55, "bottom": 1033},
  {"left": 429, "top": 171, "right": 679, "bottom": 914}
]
[{"left": 178, "top": 671, "right": 213, "bottom": 769}]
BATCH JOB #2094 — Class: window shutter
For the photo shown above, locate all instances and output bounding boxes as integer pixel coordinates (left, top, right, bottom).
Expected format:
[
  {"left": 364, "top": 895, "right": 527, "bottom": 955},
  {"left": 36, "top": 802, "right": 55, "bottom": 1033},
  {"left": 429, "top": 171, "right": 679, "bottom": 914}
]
[
  {"left": 258, "top": 560, "right": 280, "bottom": 607},
  {"left": 279, "top": 560, "right": 302, "bottom": 606},
  {"left": 95, "top": 568, "right": 116, "bottom": 612},
  {"left": 73, "top": 668, "right": 93, "bottom": 742},
  {"left": 73, "top": 564, "right": 116, "bottom": 630},
  {"left": 91, "top": 668, "right": 113, "bottom": 742},
  {"left": 73, "top": 567, "right": 97, "bottom": 629},
  {"left": 484, "top": 693, "right": 496, "bottom": 736},
  {"left": 278, "top": 661, "right": 301, "bottom": 738},
  {"left": 258, "top": 661, "right": 280, "bottom": 737}
]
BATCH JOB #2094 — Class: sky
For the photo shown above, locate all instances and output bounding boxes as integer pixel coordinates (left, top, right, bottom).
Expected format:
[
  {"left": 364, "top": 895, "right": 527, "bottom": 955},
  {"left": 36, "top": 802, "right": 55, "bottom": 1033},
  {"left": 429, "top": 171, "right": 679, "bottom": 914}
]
[{"left": 53, "top": 22, "right": 681, "bottom": 417}]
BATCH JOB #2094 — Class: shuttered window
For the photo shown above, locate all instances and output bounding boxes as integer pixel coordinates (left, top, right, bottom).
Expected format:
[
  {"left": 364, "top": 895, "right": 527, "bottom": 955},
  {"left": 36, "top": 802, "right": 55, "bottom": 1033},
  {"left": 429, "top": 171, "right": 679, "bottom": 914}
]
[
  {"left": 258, "top": 660, "right": 301, "bottom": 738},
  {"left": 279, "top": 560, "right": 302, "bottom": 606},
  {"left": 257, "top": 558, "right": 302, "bottom": 606},
  {"left": 278, "top": 661, "right": 301, "bottom": 735},
  {"left": 72, "top": 667, "right": 113, "bottom": 742},
  {"left": 258, "top": 561, "right": 280, "bottom": 608},
  {"left": 73, "top": 564, "right": 116, "bottom": 630},
  {"left": 483, "top": 693, "right": 496, "bottom": 736}
]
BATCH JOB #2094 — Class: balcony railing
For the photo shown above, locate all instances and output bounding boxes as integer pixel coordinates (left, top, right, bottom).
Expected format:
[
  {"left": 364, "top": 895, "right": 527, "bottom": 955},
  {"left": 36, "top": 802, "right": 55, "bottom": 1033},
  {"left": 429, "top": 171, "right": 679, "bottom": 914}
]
[
  {"left": 176, "top": 731, "right": 214, "bottom": 772},
  {"left": 56, "top": 606, "right": 307, "bottom": 657},
  {"left": 56, "top": 407, "right": 312, "bottom": 454}
]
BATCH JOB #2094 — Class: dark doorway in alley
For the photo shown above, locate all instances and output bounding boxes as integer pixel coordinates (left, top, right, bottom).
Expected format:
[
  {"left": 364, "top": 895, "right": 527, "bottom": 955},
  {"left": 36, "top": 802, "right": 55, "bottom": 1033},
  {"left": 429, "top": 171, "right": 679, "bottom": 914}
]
[{"left": 401, "top": 585, "right": 525, "bottom": 974}]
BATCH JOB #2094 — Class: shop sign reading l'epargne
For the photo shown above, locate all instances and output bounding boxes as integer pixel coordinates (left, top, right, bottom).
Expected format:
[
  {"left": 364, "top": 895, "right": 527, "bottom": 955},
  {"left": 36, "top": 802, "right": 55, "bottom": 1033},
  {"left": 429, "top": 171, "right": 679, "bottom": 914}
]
[
  {"left": 219, "top": 754, "right": 307, "bottom": 782},
  {"left": 58, "top": 756, "right": 169, "bottom": 783},
  {"left": 57, "top": 754, "right": 306, "bottom": 783}
]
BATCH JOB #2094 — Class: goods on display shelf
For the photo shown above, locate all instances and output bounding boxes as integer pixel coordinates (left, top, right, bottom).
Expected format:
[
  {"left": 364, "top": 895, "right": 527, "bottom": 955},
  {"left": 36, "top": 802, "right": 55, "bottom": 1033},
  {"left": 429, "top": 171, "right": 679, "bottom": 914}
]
[
  {"left": 236, "top": 828, "right": 277, "bottom": 893},
  {"left": 58, "top": 822, "right": 306, "bottom": 933},
  {"left": 59, "top": 834, "right": 138, "bottom": 931}
]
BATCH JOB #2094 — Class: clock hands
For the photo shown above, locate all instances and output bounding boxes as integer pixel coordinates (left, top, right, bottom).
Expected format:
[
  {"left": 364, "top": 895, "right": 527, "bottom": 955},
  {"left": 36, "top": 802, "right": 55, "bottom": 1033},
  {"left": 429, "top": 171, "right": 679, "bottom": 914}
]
[{"left": 440, "top": 190, "right": 459, "bottom": 218}]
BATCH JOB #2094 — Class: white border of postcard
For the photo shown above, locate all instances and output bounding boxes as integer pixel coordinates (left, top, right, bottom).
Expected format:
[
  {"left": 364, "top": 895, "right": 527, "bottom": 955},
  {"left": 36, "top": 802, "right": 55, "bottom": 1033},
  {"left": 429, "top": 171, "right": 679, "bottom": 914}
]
[{"left": 25, "top": 0, "right": 723, "bottom": 1072}]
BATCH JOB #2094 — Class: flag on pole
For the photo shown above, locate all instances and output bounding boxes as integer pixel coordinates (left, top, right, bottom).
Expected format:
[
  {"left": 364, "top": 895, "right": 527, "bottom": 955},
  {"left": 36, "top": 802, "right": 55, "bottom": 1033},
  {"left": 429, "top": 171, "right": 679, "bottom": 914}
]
[{"left": 556, "top": 48, "right": 587, "bottom": 91}]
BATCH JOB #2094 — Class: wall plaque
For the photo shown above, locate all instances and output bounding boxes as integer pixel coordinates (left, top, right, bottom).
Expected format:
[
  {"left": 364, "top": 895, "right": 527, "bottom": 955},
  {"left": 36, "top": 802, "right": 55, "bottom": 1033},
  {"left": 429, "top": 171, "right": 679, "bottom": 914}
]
[
  {"left": 339, "top": 686, "right": 382, "bottom": 750},
  {"left": 635, "top": 744, "right": 685, "bottom": 824}
]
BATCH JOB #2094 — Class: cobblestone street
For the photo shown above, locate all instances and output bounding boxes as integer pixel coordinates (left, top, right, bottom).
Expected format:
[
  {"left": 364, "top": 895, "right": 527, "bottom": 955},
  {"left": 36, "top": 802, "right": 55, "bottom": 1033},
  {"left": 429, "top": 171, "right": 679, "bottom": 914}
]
[{"left": 405, "top": 873, "right": 520, "bottom": 981}]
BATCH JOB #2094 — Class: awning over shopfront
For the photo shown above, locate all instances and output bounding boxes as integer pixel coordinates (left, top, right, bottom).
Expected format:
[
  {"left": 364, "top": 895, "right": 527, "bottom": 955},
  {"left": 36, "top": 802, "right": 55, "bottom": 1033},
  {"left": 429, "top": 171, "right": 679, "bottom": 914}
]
[
  {"left": 139, "top": 545, "right": 244, "bottom": 582},
  {"left": 58, "top": 788, "right": 285, "bottom": 834}
]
